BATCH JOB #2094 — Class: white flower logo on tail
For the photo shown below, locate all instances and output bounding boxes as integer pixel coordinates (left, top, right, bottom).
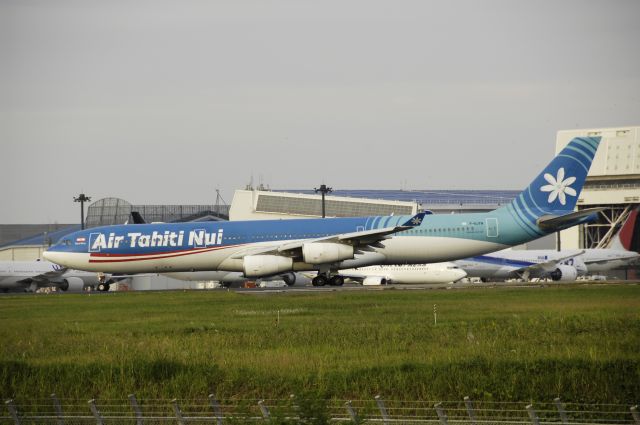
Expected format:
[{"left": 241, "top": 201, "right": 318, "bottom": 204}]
[{"left": 540, "top": 167, "right": 577, "bottom": 205}]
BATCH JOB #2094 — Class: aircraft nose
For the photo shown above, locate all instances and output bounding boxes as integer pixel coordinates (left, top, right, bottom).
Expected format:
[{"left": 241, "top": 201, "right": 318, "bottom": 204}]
[
  {"left": 42, "top": 250, "right": 52, "bottom": 261},
  {"left": 42, "top": 250, "right": 67, "bottom": 266}
]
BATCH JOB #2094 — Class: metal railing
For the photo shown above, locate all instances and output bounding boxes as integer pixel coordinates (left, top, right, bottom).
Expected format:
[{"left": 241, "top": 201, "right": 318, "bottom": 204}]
[{"left": 2, "top": 395, "right": 639, "bottom": 425}]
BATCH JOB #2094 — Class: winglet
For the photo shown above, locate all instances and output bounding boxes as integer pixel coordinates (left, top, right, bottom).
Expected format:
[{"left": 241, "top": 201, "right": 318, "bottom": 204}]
[{"left": 401, "top": 212, "right": 428, "bottom": 227}]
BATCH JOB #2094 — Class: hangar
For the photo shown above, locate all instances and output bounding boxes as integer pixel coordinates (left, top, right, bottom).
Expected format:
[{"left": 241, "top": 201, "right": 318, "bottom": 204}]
[
  {"left": 229, "top": 188, "right": 519, "bottom": 219},
  {"left": 556, "top": 126, "right": 640, "bottom": 249}
]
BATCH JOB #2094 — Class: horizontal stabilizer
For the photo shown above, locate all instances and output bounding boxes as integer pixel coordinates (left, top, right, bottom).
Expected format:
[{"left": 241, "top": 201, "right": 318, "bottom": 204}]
[{"left": 536, "top": 207, "right": 605, "bottom": 231}]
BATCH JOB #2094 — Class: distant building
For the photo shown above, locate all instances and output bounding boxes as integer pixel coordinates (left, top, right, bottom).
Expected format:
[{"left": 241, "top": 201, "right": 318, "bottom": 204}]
[
  {"left": 556, "top": 126, "right": 640, "bottom": 249},
  {"left": 85, "top": 197, "right": 229, "bottom": 228},
  {"left": 230, "top": 187, "right": 518, "bottom": 219},
  {"left": 0, "top": 224, "right": 79, "bottom": 261}
]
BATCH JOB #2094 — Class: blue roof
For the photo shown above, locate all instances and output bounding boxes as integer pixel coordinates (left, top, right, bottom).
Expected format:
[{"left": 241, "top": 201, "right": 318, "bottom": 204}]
[
  {"left": 0, "top": 225, "right": 81, "bottom": 249},
  {"left": 278, "top": 189, "right": 519, "bottom": 205}
]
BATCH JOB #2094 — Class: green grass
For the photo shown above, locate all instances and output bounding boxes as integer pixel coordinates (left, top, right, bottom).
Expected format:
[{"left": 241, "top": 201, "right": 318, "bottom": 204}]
[{"left": 1, "top": 284, "right": 639, "bottom": 403}]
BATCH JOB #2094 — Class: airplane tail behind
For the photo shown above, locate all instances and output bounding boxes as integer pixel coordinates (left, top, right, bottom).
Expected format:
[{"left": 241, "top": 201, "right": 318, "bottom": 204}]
[
  {"left": 501, "top": 136, "right": 601, "bottom": 237},
  {"left": 609, "top": 207, "right": 640, "bottom": 252}
]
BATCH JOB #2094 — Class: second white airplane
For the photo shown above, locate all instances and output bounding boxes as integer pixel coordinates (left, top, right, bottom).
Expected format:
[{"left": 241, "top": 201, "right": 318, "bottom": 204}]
[{"left": 339, "top": 263, "right": 467, "bottom": 285}]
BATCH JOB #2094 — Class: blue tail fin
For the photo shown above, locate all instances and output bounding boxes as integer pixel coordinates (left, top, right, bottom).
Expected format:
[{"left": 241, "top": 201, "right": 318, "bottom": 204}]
[{"left": 503, "top": 136, "right": 601, "bottom": 234}]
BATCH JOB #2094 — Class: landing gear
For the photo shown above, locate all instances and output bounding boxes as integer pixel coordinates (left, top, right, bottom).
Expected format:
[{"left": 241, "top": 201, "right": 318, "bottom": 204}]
[
  {"left": 312, "top": 274, "right": 345, "bottom": 287},
  {"left": 329, "top": 275, "right": 344, "bottom": 286},
  {"left": 312, "top": 275, "right": 328, "bottom": 286},
  {"left": 96, "top": 283, "right": 110, "bottom": 292}
]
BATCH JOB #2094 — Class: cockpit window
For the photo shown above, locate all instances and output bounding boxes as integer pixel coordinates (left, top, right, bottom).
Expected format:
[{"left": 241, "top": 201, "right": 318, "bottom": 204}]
[{"left": 62, "top": 239, "right": 71, "bottom": 246}]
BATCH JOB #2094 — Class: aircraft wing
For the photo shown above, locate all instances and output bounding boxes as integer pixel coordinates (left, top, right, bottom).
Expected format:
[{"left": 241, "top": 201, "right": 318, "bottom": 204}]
[
  {"left": 15, "top": 266, "right": 69, "bottom": 285},
  {"left": 580, "top": 253, "right": 639, "bottom": 265},
  {"left": 230, "top": 212, "right": 428, "bottom": 260},
  {"left": 516, "top": 251, "right": 585, "bottom": 275}
]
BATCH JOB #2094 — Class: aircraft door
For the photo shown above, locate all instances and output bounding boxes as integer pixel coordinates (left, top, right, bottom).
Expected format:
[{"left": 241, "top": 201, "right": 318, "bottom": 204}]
[{"left": 486, "top": 218, "right": 499, "bottom": 238}]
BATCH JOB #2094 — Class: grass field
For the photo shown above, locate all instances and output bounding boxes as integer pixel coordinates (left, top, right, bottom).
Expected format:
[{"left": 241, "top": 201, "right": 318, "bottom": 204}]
[{"left": 1, "top": 284, "right": 638, "bottom": 403}]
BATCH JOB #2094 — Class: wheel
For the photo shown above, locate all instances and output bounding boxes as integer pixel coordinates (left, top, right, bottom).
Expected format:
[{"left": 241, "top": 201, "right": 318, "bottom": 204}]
[
  {"left": 329, "top": 275, "right": 344, "bottom": 286},
  {"left": 97, "top": 283, "right": 109, "bottom": 292},
  {"left": 312, "top": 275, "right": 328, "bottom": 286}
]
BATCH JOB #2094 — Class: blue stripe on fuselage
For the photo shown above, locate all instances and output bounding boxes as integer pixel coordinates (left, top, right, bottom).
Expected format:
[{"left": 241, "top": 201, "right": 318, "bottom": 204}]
[{"left": 466, "top": 255, "right": 535, "bottom": 268}]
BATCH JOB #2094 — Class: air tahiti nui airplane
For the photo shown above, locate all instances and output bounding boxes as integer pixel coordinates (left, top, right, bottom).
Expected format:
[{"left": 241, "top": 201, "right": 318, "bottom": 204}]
[{"left": 45, "top": 137, "right": 603, "bottom": 287}]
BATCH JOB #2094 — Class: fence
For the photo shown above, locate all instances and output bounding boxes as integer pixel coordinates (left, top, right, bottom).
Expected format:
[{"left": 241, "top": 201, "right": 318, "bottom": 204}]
[{"left": 2, "top": 395, "right": 639, "bottom": 425}]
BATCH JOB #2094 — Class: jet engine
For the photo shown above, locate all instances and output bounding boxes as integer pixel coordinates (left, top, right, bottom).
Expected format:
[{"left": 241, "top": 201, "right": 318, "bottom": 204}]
[
  {"left": 549, "top": 265, "right": 578, "bottom": 282},
  {"left": 59, "top": 277, "right": 85, "bottom": 292},
  {"left": 280, "top": 272, "right": 296, "bottom": 286},
  {"left": 302, "top": 243, "right": 354, "bottom": 264},
  {"left": 243, "top": 255, "right": 293, "bottom": 278},
  {"left": 261, "top": 272, "right": 297, "bottom": 286},
  {"left": 362, "top": 276, "right": 387, "bottom": 286}
]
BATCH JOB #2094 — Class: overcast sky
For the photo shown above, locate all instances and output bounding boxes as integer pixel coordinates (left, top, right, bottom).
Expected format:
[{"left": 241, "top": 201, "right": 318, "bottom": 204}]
[{"left": 2, "top": 0, "right": 639, "bottom": 224}]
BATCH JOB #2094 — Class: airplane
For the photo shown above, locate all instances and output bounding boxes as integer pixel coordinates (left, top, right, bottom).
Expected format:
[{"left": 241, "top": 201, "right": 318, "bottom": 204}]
[
  {"left": 456, "top": 206, "right": 640, "bottom": 282},
  {"left": 44, "top": 136, "right": 604, "bottom": 287},
  {"left": 167, "top": 263, "right": 465, "bottom": 287},
  {"left": 337, "top": 262, "right": 467, "bottom": 285},
  {"left": 0, "top": 260, "right": 111, "bottom": 293},
  {"left": 454, "top": 249, "right": 589, "bottom": 282}
]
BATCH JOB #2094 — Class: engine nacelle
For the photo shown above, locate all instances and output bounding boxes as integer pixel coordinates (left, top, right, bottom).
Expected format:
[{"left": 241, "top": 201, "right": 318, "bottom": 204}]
[
  {"left": 302, "top": 243, "right": 354, "bottom": 264},
  {"left": 243, "top": 255, "right": 293, "bottom": 278},
  {"left": 362, "top": 276, "right": 387, "bottom": 286},
  {"left": 261, "top": 272, "right": 296, "bottom": 286},
  {"left": 550, "top": 265, "right": 578, "bottom": 282},
  {"left": 280, "top": 272, "right": 296, "bottom": 286},
  {"left": 59, "top": 277, "right": 85, "bottom": 292}
]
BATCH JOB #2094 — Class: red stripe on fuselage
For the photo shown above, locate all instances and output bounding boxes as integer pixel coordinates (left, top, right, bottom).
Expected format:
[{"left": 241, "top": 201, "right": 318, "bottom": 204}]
[{"left": 88, "top": 244, "right": 247, "bottom": 263}]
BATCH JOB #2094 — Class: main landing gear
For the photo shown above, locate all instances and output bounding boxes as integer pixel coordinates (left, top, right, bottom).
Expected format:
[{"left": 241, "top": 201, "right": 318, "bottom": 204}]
[
  {"left": 311, "top": 274, "right": 344, "bottom": 287},
  {"left": 96, "top": 282, "right": 110, "bottom": 292}
]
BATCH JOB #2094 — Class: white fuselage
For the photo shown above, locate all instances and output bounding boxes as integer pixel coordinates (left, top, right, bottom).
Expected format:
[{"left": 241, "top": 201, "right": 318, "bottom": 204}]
[
  {"left": 341, "top": 262, "right": 467, "bottom": 284},
  {"left": 0, "top": 261, "right": 101, "bottom": 292},
  {"left": 581, "top": 249, "right": 640, "bottom": 272}
]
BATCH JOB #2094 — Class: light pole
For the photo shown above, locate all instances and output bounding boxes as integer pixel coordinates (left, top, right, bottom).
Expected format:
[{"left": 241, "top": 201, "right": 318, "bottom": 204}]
[
  {"left": 314, "top": 184, "right": 332, "bottom": 218},
  {"left": 74, "top": 193, "right": 91, "bottom": 230}
]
